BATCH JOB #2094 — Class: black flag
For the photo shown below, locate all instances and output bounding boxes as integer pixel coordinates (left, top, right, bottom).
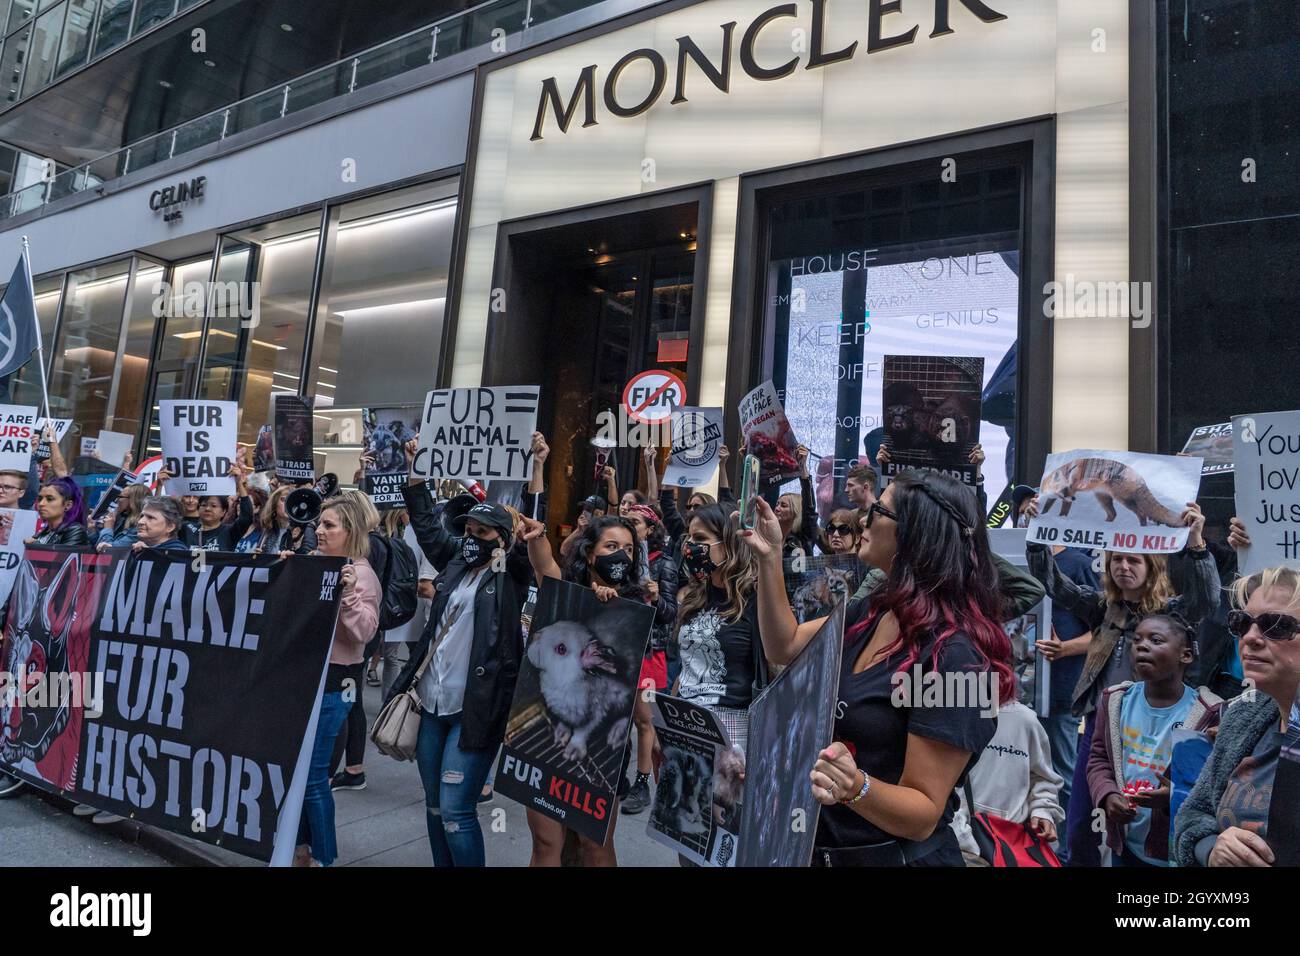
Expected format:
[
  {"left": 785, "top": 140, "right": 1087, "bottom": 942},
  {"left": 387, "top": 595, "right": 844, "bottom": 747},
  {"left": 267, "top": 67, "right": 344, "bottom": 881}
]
[{"left": 0, "top": 248, "right": 40, "bottom": 380}]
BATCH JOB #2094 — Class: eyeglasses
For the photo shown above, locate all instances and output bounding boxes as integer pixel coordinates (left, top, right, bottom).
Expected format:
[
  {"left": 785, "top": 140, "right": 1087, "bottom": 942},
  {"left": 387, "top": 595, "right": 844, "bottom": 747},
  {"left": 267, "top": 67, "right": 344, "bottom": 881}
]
[
  {"left": 0, "top": 484, "right": 22, "bottom": 494},
  {"left": 864, "top": 502, "right": 899, "bottom": 529},
  {"left": 1227, "top": 610, "right": 1300, "bottom": 642},
  {"left": 826, "top": 524, "right": 855, "bottom": 536}
]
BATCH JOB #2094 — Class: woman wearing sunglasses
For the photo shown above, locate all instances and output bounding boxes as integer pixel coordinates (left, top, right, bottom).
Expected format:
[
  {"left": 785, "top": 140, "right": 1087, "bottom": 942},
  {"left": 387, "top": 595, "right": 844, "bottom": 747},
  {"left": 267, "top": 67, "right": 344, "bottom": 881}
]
[
  {"left": 742, "top": 470, "right": 1013, "bottom": 866},
  {"left": 1175, "top": 525, "right": 1300, "bottom": 866},
  {"left": 819, "top": 508, "right": 862, "bottom": 556}
]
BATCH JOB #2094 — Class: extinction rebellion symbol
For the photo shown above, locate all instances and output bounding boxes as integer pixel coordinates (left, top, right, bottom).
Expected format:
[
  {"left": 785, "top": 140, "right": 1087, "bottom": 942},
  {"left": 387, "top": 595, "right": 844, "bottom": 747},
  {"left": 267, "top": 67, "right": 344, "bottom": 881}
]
[{"left": 0, "top": 301, "right": 18, "bottom": 372}]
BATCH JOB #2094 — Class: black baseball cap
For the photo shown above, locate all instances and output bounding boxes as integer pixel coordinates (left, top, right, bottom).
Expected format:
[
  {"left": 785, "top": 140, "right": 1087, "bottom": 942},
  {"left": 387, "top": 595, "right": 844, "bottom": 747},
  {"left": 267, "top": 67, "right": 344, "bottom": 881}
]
[
  {"left": 452, "top": 501, "right": 514, "bottom": 548},
  {"left": 1011, "top": 484, "right": 1038, "bottom": 516}
]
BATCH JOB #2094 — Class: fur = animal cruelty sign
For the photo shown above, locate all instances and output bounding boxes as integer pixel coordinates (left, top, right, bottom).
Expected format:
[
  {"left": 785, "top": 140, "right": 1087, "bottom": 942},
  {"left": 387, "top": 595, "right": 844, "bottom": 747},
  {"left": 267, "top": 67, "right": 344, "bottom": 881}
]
[
  {"left": 647, "top": 694, "right": 742, "bottom": 866},
  {"left": 0, "top": 547, "right": 345, "bottom": 864},
  {"left": 1027, "top": 450, "right": 1201, "bottom": 554},
  {"left": 412, "top": 386, "right": 540, "bottom": 483},
  {"left": 1232, "top": 410, "right": 1300, "bottom": 575},
  {"left": 494, "top": 577, "right": 654, "bottom": 845}
]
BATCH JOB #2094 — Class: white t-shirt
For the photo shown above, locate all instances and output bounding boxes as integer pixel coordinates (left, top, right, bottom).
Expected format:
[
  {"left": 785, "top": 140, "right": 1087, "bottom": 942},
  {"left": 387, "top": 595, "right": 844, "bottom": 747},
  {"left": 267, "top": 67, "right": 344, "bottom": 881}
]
[{"left": 417, "top": 567, "right": 483, "bottom": 717}]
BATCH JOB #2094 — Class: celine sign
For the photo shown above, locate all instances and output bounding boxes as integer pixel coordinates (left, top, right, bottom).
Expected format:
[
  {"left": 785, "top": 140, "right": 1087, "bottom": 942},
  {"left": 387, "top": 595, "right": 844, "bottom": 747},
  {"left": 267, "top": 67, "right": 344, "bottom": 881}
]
[
  {"left": 149, "top": 175, "right": 207, "bottom": 223},
  {"left": 531, "top": 0, "right": 1008, "bottom": 141}
]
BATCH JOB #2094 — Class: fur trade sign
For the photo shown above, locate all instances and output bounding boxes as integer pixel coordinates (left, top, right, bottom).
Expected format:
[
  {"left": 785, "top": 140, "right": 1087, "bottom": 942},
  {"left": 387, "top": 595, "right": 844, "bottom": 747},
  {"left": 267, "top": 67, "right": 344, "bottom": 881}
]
[
  {"left": 412, "top": 387, "right": 540, "bottom": 483},
  {"left": 1026, "top": 450, "right": 1202, "bottom": 554}
]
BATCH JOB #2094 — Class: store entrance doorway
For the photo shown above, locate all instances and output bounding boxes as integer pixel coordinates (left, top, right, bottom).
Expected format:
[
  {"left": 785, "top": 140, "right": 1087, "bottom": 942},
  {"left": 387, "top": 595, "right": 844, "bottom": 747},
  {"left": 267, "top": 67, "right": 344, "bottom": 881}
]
[{"left": 482, "top": 194, "right": 707, "bottom": 539}]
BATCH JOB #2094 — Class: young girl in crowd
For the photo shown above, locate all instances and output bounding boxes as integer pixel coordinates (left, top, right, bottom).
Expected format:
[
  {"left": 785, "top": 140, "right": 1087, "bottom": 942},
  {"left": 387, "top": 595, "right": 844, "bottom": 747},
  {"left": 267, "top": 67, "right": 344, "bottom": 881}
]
[
  {"left": 384, "top": 439, "right": 529, "bottom": 867},
  {"left": 521, "top": 509, "right": 649, "bottom": 866},
  {"left": 1024, "top": 497, "right": 1217, "bottom": 866},
  {"left": 1088, "top": 613, "right": 1221, "bottom": 866},
  {"left": 255, "top": 484, "right": 317, "bottom": 554},
  {"left": 743, "top": 470, "right": 1012, "bottom": 866},
  {"left": 184, "top": 461, "right": 254, "bottom": 551},
  {"left": 620, "top": 501, "right": 678, "bottom": 815},
  {"left": 27, "top": 477, "right": 89, "bottom": 547},
  {"left": 292, "top": 496, "right": 381, "bottom": 867}
]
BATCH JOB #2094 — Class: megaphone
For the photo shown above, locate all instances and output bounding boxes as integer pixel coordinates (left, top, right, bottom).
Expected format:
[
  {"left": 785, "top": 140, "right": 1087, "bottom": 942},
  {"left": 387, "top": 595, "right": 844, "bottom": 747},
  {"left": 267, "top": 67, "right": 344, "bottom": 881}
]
[
  {"left": 440, "top": 493, "right": 479, "bottom": 536},
  {"left": 314, "top": 472, "right": 339, "bottom": 499},
  {"left": 286, "top": 487, "right": 322, "bottom": 526}
]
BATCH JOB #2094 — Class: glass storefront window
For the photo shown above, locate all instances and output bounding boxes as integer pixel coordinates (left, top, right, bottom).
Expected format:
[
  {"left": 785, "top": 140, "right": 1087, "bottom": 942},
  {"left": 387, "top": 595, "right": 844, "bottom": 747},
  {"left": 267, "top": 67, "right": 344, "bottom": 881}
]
[
  {"left": 20, "top": 4, "right": 62, "bottom": 97},
  {"left": 307, "top": 179, "right": 458, "bottom": 484},
  {"left": 132, "top": 0, "right": 173, "bottom": 34},
  {"left": 54, "top": 0, "right": 94, "bottom": 77},
  {"left": 106, "top": 259, "right": 165, "bottom": 456},
  {"left": 92, "top": 0, "right": 132, "bottom": 57},
  {"left": 5, "top": 0, "right": 34, "bottom": 37},
  {"left": 47, "top": 258, "right": 132, "bottom": 454},
  {"left": 765, "top": 162, "right": 1023, "bottom": 505},
  {"left": 202, "top": 213, "right": 320, "bottom": 446}
]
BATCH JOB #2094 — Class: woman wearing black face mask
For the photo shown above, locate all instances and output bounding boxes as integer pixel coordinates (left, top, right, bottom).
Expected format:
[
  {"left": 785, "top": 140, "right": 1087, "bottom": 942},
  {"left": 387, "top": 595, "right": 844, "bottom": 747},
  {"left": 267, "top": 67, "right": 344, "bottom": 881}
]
[
  {"left": 381, "top": 440, "right": 531, "bottom": 867},
  {"left": 673, "top": 504, "right": 766, "bottom": 755},
  {"left": 521, "top": 511, "right": 649, "bottom": 867}
]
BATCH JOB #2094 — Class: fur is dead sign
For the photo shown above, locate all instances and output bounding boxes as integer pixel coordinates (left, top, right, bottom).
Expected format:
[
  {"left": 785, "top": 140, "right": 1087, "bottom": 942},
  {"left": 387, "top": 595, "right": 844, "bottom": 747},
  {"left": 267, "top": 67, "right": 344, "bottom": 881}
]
[{"left": 159, "top": 400, "right": 237, "bottom": 496}]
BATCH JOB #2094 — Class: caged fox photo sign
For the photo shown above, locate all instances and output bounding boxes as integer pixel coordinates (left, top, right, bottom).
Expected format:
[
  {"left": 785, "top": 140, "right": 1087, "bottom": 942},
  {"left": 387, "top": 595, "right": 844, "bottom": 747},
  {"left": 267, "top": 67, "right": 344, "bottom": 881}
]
[
  {"left": 1026, "top": 450, "right": 1203, "bottom": 554},
  {"left": 494, "top": 578, "right": 654, "bottom": 845}
]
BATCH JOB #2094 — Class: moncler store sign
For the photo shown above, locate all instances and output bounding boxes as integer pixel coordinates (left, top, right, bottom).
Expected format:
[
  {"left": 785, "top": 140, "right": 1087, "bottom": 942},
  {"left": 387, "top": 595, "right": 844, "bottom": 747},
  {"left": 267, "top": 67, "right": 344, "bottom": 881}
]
[{"left": 531, "top": 0, "right": 1008, "bottom": 140}]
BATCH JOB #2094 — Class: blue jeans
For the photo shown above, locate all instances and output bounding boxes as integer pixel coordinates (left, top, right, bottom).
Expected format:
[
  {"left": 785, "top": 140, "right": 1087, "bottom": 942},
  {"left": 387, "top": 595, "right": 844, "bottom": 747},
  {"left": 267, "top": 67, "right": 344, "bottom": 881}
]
[
  {"left": 1065, "top": 711, "right": 1101, "bottom": 868},
  {"left": 1039, "top": 712, "right": 1079, "bottom": 831},
  {"left": 414, "top": 711, "right": 495, "bottom": 867},
  {"left": 299, "top": 690, "right": 351, "bottom": 866}
]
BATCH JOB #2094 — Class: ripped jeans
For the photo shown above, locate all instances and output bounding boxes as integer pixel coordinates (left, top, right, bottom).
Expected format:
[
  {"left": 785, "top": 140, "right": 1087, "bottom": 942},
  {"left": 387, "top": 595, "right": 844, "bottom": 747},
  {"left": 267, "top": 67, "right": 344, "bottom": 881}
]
[{"left": 414, "top": 711, "right": 495, "bottom": 866}]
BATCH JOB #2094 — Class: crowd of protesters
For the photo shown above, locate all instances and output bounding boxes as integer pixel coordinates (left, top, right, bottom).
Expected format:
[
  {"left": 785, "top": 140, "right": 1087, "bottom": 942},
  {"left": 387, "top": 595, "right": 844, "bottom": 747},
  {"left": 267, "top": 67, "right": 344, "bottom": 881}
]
[{"left": 2, "top": 418, "right": 1297, "bottom": 873}]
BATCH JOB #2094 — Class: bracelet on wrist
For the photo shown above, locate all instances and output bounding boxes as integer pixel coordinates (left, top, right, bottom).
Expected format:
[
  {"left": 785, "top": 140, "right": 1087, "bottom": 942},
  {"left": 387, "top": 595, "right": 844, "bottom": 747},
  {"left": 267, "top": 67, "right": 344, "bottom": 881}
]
[{"left": 841, "top": 770, "right": 870, "bottom": 805}]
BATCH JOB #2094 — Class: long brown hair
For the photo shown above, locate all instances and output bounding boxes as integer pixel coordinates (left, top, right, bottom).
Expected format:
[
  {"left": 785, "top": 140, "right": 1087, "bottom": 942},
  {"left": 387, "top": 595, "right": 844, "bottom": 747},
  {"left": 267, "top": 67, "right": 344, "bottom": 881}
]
[
  {"left": 1102, "top": 551, "right": 1174, "bottom": 613},
  {"left": 676, "top": 505, "right": 757, "bottom": 626}
]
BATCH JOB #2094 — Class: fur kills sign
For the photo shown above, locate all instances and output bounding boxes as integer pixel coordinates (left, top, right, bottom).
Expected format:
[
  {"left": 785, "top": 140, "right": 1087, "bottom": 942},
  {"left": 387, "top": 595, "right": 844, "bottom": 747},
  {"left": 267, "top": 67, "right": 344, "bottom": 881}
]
[
  {"left": 0, "top": 547, "right": 344, "bottom": 863},
  {"left": 494, "top": 577, "right": 653, "bottom": 845},
  {"left": 159, "top": 400, "right": 237, "bottom": 496},
  {"left": 1232, "top": 410, "right": 1300, "bottom": 575},
  {"left": 413, "top": 387, "right": 540, "bottom": 483},
  {"left": 1026, "top": 450, "right": 1202, "bottom": 554}
]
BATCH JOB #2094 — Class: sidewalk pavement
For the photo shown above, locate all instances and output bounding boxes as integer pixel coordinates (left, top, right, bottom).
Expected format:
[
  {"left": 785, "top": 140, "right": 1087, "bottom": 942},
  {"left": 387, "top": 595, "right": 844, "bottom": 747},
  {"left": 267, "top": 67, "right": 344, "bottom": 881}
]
[{"left": 93, "top": 673, "right": 678, "bottom": 867}]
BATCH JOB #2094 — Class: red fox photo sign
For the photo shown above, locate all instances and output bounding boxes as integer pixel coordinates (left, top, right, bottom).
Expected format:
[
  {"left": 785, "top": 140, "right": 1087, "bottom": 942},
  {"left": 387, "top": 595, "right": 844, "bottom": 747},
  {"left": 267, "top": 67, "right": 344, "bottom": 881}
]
[{"left": 1026, "top": 450, "right": 1203, "bottom": 554}]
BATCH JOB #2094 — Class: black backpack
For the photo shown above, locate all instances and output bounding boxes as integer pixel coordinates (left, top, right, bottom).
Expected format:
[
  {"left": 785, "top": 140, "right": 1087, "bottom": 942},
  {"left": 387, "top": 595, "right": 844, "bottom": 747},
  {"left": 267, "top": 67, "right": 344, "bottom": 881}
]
[{"left": 373, "top": 533, "right": 419, "bottom": 630}]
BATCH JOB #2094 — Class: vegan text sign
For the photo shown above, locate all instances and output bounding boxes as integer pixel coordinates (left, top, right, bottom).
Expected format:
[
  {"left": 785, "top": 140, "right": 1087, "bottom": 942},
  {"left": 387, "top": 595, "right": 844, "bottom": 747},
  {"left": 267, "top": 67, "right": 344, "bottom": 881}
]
[
  {"left": 159, "top": 400, "right": 237, "bottom": 496},
  {"left": 413, "top": 387, "right": 540, "bottom": 483}
]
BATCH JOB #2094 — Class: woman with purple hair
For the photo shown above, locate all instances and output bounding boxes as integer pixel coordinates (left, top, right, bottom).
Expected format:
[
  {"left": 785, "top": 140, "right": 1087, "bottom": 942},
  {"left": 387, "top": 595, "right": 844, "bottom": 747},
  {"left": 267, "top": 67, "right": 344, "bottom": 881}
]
[{"left": 25, "top": 475, "right": 89, "bottom": 547}]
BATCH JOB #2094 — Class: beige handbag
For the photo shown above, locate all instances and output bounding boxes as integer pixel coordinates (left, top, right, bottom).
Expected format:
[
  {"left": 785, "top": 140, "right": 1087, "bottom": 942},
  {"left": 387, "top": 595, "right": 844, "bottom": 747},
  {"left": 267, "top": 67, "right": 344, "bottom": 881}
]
[{"left": 369, "top": 642, "right": 436, "bottom": 761}]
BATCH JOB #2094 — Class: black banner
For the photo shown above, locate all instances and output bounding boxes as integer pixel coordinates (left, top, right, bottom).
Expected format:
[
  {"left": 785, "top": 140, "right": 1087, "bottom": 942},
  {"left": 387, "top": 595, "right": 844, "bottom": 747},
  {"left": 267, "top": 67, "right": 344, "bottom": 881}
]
[
  {"left": 0, "top": 547, "right": 344, "bottom": 862},
  {"left": 495, "top": 577, "right": 654, "bottom": 845}
]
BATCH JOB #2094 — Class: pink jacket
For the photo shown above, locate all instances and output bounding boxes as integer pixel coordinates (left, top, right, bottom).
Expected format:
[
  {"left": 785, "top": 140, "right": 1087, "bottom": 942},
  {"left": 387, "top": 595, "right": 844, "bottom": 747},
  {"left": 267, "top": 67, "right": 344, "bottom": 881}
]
[{"left": 330, "top": 558, "right": 381, "bottom": 666}]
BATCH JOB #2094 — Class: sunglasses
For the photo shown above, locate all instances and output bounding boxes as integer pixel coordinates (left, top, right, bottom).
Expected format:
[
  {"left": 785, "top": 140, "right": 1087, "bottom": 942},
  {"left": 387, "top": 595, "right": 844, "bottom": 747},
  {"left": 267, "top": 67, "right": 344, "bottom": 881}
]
[
  {"left": 1227, "top": 610, "right": 1300, "bottom": 642},
  {"left": 864, "top": 502, "right": 899, "bottom": 529},
  {"left": 826, "top": 523, "right": 855, "bottom": 536}
]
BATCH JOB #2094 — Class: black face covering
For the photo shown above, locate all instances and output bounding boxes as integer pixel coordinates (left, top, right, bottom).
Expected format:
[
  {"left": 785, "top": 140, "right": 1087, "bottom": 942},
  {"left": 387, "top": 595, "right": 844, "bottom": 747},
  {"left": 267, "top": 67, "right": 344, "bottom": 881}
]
[
  {"left": 681, "top": 539, "right": 717, "bottom": 577},
  {"left": 592, "top": 550, "right": 632, "bottom": 585},
  {"left": 461, "top": 535, "right": 495, "bottom": 569}
]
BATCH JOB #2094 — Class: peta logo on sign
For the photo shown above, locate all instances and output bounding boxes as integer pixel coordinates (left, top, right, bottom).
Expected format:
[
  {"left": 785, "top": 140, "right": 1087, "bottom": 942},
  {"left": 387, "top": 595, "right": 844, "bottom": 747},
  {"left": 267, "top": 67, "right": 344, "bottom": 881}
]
[{"left": 49, "top": 886, "right": 151, "bottom": 936}]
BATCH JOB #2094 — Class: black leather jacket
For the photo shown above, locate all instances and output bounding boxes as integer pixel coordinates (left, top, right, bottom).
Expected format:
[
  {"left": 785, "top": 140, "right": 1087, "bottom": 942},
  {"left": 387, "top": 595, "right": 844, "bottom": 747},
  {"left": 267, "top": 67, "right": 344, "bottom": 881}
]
[
  {"left": 382, "top": 482, "right": 531, "bottom": 751},
  {"left": 32, "top": 521, "right": 89, "bottom": 547}
]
